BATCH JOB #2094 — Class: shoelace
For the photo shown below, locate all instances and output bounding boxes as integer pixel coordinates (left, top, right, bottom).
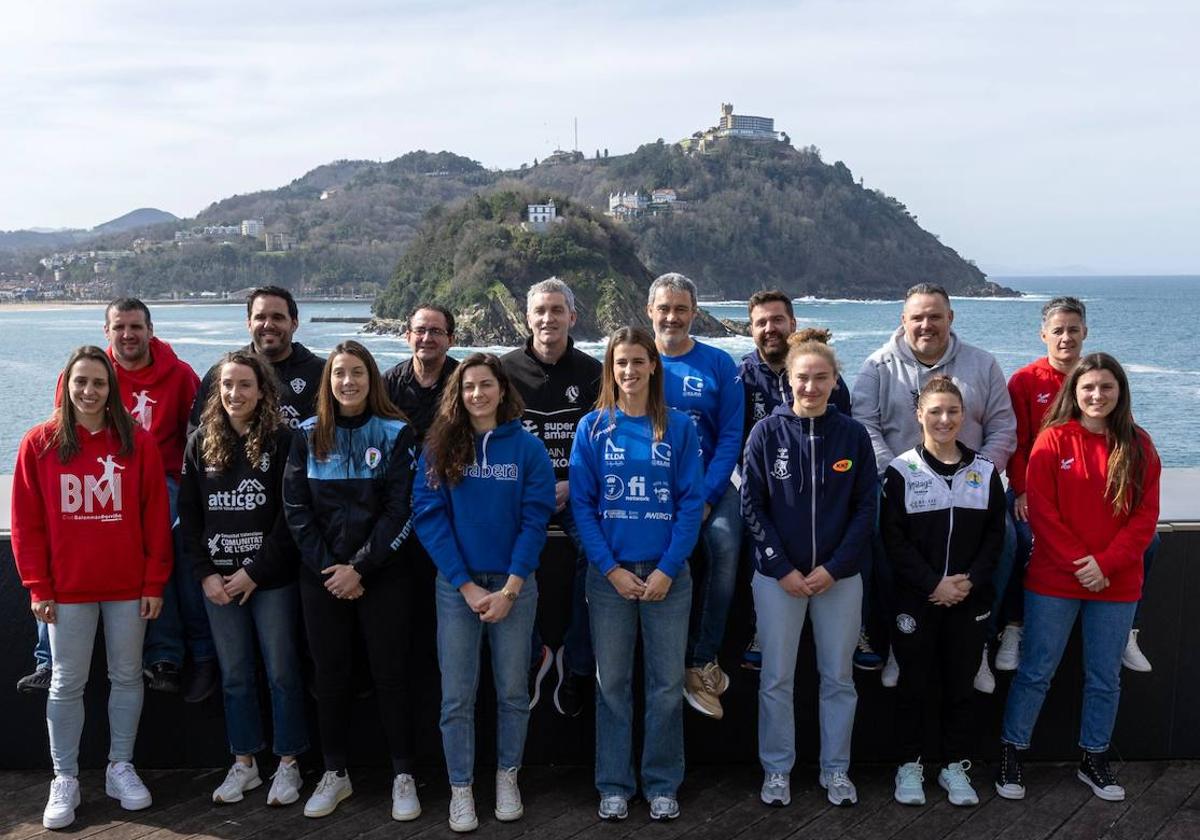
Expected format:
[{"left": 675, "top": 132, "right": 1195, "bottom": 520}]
[
  {"left": 450, "top": 789, "right": 474, "bottom": 821},
  {"left": 49, "top": 777, "right": 75, "bottom": 805},
  {"left": 314, "top": 772, "right": 341, "bottom": 795},
  {"left": 394, "top": 775, "right": 414, "bottom": 797},
  {"left": 944, "top": 761, "right": 972, "bottom": 785},
  {"left": 1002, "top": 747, "right": 1023, "bottom": 783},
  {"left": 1086, "top": 754, "right": 1116, "bottom": 786},
  {"left": 110, "top": 763, "right": 141, "bottom": 788},
  {"left": 766, "top": 772, "right": 788, "bottom": 787},
  {"left": 856, "top": 631, "right": 875, "bottom": 654},
  {"left": 901, "top": 763, "right": 925, "bottom": 783},
  {"left": 827, "top": 771, "right": 852, "bottom": 789},
  {"left": 271, "top": 763, "right": 298, "bottom": 782},
  {"left": 699, "top": 663, "right": 724, "bottom": 691}
]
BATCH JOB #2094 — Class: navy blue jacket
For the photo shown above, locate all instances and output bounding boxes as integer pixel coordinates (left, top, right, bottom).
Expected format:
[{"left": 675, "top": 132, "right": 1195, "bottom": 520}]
[
  {"left": 741, "top": 404, "right": 877, "bottom": 581},
  {"left": 739, "top": 349, "right": 851, "bottom": 439}
]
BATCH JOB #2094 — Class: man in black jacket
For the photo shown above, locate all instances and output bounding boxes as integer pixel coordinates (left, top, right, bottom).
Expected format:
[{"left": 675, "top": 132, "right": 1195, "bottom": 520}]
[
  {"left": 383, "top": 304, "right": 459, "bottom": 440},
  {"left": 189, "top": 286, "right": 326, "bottom": 433},
  {"left": 501, "top": 277, "right": 601, "bottom": 717}
]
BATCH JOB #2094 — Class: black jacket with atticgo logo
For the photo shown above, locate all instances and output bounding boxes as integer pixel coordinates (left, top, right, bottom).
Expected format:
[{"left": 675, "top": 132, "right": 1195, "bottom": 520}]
[
  {"left": 189, "top": 342, "right": 327, "bottom": 435},
  {"left": 500, "top": 338, "right": 602, "bottom": 482},
  {"left": 178, "top": 426, "right": 299, "bottom": 590}
]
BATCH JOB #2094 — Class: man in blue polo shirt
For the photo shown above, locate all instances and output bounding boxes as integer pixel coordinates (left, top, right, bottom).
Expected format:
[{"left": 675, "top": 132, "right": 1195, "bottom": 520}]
[{"left": 648, "top": 272, "right": 744, "bottom": 720}]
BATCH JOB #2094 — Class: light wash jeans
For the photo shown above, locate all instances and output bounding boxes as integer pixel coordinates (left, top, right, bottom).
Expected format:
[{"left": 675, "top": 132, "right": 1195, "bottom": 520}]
[
  {"left": 204, "top": 583, "right": 308, "bottom": 757},
  {"left": 588, "top": 561, "right": 692, "bottom": 800},
  {"left": 436, "top": 572, "right": 538, "bottom": 787},
  {"left": 47, "top": 600, "right": 146, "bottom": 777},
  {"left": 753, "top": 570, "right": 862, "bottom": 774},
  {"left": 687, "top": 483, "right": 741, "bottom": 667},
  {"left": 1002, "top": 591, "right": 1137, "bottom": 752}
]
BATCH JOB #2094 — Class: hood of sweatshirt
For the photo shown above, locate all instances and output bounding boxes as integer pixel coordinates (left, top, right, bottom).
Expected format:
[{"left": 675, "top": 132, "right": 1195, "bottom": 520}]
[
  {"left": 472, "top": 418, "right": 526, "bottom": 468},
  {"left": 106, "top": 337, "right": 190, "bottom": 389},
  {"left": 885, "top": 326, "right": 962, "bottom": 370}
]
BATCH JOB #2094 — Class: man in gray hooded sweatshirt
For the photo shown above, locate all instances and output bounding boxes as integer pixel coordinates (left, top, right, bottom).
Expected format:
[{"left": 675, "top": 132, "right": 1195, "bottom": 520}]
[{"left": 852, "top": 282, "right": 1017, "bottom": 690}]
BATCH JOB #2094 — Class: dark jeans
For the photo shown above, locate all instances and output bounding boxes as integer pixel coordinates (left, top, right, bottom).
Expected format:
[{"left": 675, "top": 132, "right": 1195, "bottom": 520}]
[
  {"left": 530, "top": 506, "right": 593, "bottom": 677},
  {"left": 892, "top": 598, "right": 988, "bottom": 763},
  {"left": 299, "top": 565, "right": 415, "bottom": 774}
]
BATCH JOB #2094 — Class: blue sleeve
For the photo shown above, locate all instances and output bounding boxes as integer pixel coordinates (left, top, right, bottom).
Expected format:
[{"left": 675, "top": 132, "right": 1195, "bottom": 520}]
[
  {"left": 569, "top": 415, "right": 617, "bottom": 575},
  {"left": 740, "top": 423, "right": 795, "bottom": 580},
  {"left": 658, "top": 417, "right": 705, "bottom": 578},
  {"left": 411, "top": 452, "right": 471, "bottom": 589},
  {"left": 509, "top": 437, "right": 555, "bottom": 580},
  {"left": 349, "top": 424, "right": 417, "bottom": 577},
  {"left": 823, "top": 424, "right": 879, "bottom": 580},
  {"left": 833, "top": 374, "right": 852, "bottom": 416},
  {"left": 703, "top": 351, "right": 745, "bottom": 504}
]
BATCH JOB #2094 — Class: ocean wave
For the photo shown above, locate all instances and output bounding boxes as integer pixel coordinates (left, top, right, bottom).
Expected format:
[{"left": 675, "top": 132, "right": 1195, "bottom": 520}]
[{"left": 1126, "top": 364, "right": 1200, "bottom": 376}]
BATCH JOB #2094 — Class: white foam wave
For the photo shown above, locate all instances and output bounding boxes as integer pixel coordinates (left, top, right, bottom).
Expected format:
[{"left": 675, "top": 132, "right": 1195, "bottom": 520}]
[{"left": 1126, "top": 364, "right": 1200, "bottom": 376}]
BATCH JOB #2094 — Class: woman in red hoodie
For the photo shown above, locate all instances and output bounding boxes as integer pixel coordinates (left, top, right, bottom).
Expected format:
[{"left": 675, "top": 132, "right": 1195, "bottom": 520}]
[
  {"left": 11, "top": 346, "right": 173, "bottom": 830},
  {"left": 995, "top": 353, "right": 1160, "bottom": 804}
]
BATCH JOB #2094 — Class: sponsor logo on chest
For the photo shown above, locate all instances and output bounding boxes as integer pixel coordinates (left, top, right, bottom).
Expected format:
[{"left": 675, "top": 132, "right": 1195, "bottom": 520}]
[
  {"left": 60, "top": 455, "right": 126, "bottom": 520},
  {"left": 209, "top": 478, "right": 269, "bottom": 511}
]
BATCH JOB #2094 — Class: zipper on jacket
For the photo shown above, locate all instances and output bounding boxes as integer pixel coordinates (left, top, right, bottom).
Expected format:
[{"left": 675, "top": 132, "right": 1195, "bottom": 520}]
[{"left": 809, "top": 417, "right": 817, "bottom": 573}]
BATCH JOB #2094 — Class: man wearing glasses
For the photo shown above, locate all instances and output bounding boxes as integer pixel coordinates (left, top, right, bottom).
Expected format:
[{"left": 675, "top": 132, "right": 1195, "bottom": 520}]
[{"left": 384, "top": 304, "right": 459, "bottom": 440}]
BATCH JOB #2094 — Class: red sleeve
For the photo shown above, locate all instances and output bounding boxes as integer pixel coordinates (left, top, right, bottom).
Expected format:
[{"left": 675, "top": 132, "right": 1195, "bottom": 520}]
[
  {"left": 1094, "top": 434, "right": 1161, "bottom": 577},
  {"left": 137, "top": 432, "right": 174, "bottom": 598},
  {"left": 10, "top": 430, "right": 55, "bottom": 603},
  {"left": 1007, "top": 372, "right": 1033, "bottom": 495},
  {"left": 1026, "top": 428, "right": 1090, "bottom": 564}
]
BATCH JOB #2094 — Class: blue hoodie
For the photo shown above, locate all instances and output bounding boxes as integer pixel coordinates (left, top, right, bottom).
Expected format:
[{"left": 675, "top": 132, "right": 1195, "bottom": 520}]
[
  {"left": 741, "top": 404, "right": 877, "bottom": 581},
  {"left": 412, "top": 418, "right": 556, "bottom": 588},
  {"left": 569, "top": 408, "right": 704, "bottom": 579},
  {"left": 739, "top": 348, "right": 851, "bottom": 437},
  {"left": 660, "top": 340, "right": 744, "bottom": 505}
]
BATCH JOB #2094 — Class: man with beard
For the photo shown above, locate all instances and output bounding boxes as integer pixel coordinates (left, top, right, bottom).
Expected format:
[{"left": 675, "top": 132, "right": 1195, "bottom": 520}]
[{"left": 189, "top": 286, "right": 325, "bottom": 433}]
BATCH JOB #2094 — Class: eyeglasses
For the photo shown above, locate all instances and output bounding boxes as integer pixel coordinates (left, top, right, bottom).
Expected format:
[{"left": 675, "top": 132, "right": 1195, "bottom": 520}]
[{"left": 409, "top": 327, "right": 448, "bottom": 338}]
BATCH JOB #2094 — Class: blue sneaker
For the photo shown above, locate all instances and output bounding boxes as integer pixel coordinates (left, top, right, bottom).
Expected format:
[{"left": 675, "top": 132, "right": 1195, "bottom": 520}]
[
  {"left": 894, "top": 761, "right": 925, "bottom": 805},
  {"left": 853, "top": 628, "right": 883, "bottom": 670},
  {"left": 741, "top": 634, "right": 763, "bottom": 671},
  {"left": 939, "top": 760, "right": 979, "bottom": 806}
]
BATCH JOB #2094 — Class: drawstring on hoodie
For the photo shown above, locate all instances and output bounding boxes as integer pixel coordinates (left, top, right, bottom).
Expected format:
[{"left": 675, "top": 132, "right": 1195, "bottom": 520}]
[{"left": 479, "top": 429, "right": 494, "bottom": 469}]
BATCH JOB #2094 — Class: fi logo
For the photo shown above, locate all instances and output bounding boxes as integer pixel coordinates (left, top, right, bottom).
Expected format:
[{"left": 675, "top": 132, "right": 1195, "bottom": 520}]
[{"left": 62, "top": 455, "right": 125, "bottom": 515}]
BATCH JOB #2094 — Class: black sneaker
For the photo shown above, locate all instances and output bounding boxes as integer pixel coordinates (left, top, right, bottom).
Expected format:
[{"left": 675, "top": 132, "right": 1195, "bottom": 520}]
[
  {"left": 1077, "top": 751, "right": 1125, "bottom": 801},
  {"left": 552, "top": 648, "right": 588, "bottom": 718},
  {"left": 528, "top": 645, "right": 552, "bottom": 710},
  {"left": 16, "top": 665, "right": 52, "bottom": 693},
  {"left": 994, "top": 742, "right": 1025, "bottom": 800},
  {"left": 183, "top": 658, "right": 220, "bottom": 704},
  {"left": 144, "top": 661, "right": 182, "bottom": 694}
]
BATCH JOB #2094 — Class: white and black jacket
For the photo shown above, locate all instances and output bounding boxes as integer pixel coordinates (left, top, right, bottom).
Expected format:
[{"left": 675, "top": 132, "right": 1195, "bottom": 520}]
[{"left": 881, "top": 443, "right": 1006, "bottom": 616}]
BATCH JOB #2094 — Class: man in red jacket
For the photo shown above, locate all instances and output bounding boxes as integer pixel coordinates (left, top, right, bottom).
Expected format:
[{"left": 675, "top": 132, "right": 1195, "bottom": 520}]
[{"left": 17, "top": 299, "right": 215, "bottom": 701}]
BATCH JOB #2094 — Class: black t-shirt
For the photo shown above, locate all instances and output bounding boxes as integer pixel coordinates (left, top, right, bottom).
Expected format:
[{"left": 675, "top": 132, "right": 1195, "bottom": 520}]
[{"left": 383, "top": 356, "right": 459, "bottom": 442}]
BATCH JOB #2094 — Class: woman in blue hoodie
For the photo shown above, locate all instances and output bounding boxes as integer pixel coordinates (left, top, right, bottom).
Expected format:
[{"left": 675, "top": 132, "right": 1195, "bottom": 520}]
[
  {"left": 412, "top": 353, "right": 556, "bottom": 833},
  {"left": 742, "top": 333, "right": 877, "bottom": 809},
  {"left": 569, "top": 327, "right": 705, "bottom": 823}
]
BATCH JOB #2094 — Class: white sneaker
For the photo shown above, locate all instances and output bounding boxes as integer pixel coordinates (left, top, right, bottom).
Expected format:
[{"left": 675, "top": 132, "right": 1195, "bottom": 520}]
[
  {"left": 43, "top": 775, "right": 80, "bottom": 829},
  {"left": 449, "top": 784, "right": 478, "bottom": 832},
  {"left": 105, "top": 762, "right": 152, "bottom": 811},
  {"left": 818, "top": 769, "right": 858, "bottom": 806},
  {"left": 893, "top": 761, "right": 925, "bottom": 805},
  {"left": 938, "top": 760, "right": 980, "bottom": 806},
  {"left": 974, "top": 647, "right": 996, "bottom": 694},
  {"left": 881, "top": 647, "right": 899, "bottom": 688},
  {"left": 212, "top": 759, "right": 261, "bottom": 804},
  {"left": 495, "top": 767, "right": 523, "bottom": 821},
  {"left": 303, "top": 770, "right": 352, "bottom": 818},
  {"left": 995, "top": 624, "right": 1022, "bottom": 671},
  {"left": 1122, "top": 629, "right": 1152, "bottom": 672},
  {"left": 392, "top": 773, "right": 421, "bottom": 821},
  {"left": 268, "top": 761, "right": 302, "bottom": 806}
]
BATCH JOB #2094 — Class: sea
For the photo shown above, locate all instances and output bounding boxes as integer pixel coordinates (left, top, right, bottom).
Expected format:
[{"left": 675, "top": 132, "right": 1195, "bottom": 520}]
[{"left": 1, "top": 275, "right": 1197, "bottom": 473}]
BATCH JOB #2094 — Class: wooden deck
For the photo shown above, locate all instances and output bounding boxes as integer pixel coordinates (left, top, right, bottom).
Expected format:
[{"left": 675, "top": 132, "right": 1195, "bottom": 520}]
[{"left": 3, "top": 762, "right": 1200, "bottom": 840}]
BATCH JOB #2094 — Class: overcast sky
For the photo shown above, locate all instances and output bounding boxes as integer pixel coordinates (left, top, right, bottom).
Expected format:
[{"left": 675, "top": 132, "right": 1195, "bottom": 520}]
[{"left": 2, "top": 0, "right": 1196, "bottom": 275}]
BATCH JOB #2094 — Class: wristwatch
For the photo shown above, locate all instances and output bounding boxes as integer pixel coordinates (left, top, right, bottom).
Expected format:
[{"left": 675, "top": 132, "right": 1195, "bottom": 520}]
[{"left": 499, "top": 587, "right": 519, "bottom": 602}]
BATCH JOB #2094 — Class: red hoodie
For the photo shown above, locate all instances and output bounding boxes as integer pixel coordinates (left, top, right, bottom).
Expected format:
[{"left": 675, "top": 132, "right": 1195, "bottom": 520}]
[
  {"left": 1023, "top": 420, "right": 1161, "bottom": 602},
  {"left": 11, "top": 422, "right": 173, "bottom": 604},
  {"left": 57, "top": 338, "right": 200, "bottom": 479},
  {"left": 1006, "top": 357, "right": 1067, "bottom": 495}
]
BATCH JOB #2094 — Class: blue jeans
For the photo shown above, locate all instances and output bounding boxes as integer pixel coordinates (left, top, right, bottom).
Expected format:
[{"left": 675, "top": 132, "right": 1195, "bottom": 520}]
[
  {"left": 589, "top": 561, "right": 692, "bottom": 800},
  {"left": 1001, "top": 591, "right": 1137, "bottom": 752},
  {"left": 530, "top": 506, "right": 593, "bottom": 676},
  {"left": 989, "top": 490, "right": 1028, "bottom": 632},
  {"left": 754, "top": 571, "right": 861, "bottom": 774},
  {"left": 687, "top": 483, "right": 741, "bottom": 667},
  {"left": 204, "top": 583, "right": 308, "bottom": 757},
  {"left": 47, "top": 600, "right": 145, "bottom": 777},
  {"left": 436, "top": 572, "right": 539, "bottom": 787},
  {"left": 142, "top": 476, "right": 215, "bottom": 667}
]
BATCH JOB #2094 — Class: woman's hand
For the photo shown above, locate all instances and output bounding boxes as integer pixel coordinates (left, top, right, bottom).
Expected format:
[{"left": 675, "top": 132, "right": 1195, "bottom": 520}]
[
  {"left": 929, "top": 574, "right": 970, "bottom": 606},
  {"left": 140, "top": 596, "right": 163, "bottom": 620},
  {"left": 223, "top": 569, "right": 258, "bottom": 605},
  {"left": 478, "top": 591, "right": 516, "bottom": 623},
  {"left": 1073, "top": 555, "right": 1107, "bottom": 592},
  {"left": 1013, "top": 493, "right": 1029, "bottom": 522},
  {"left": 322, "top": 564, "right": 363, "bottom": 600},
  {"left": 778, "top": 570, "right": 813, "bottom": 598},
  {"left": 459, "top": 581, "right": 491, "bottom": 613},
  {"left": 641, "top": 570, "right": 673, "bottom": 602},
  {"left": 202, "top": 574, "right": 232, "bottom": 606},
  {"left": 804, "top": 566, "right": 835, "bottom": 597},
  {"left": 31, "top": 599, "right": 57, "bottom": 624},
  {"left": 607, "top": 567, "right": 646, "bottom": 601}
]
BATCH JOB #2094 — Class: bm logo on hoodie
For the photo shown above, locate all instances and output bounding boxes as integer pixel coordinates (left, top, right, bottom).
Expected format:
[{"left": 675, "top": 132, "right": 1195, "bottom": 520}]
[{"left": 61, "top": 455, "right": 125, "bottom": 520}]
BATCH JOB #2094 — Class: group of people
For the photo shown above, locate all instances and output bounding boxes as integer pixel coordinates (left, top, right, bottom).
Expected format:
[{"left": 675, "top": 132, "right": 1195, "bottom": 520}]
[{"left": 10, "top": 276, "right": 1161, "bottom": 832}]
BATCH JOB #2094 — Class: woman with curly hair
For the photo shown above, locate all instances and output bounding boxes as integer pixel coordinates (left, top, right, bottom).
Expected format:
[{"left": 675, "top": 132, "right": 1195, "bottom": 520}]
[
  {"left": 996, "top": 353, "right": 1161, "bottom": 803},
  {"left": 413, "top": 353, "right": 556, "bottom": 833},
  {"left": 283, "top": 340, "right": 421, "bottom": 821},
  {"left": 178, "top": 351, "right": 307, "bottom": 807}
]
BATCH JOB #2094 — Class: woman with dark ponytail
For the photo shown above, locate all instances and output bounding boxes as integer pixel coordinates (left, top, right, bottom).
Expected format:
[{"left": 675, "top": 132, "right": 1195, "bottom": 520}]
[{"left": 995, "top": 353, "right": 1161, "bottom": 803}]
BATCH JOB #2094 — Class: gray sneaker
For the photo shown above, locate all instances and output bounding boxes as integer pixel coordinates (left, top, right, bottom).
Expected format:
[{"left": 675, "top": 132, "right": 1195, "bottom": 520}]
[
  {"left": 597, "top": 794, "right": 628, "bottom": 821},
  {"left": 761, "top": 771, "right": 791, "bottom": 806},
  {"left": 818, "top": 769, "right": 858, "bottom": 806},
  {"left": 494, "top": 767, "right": 523, "bottom": 821},
  {"left": 448, "top": 785, "right": 478, "bottom": 832},
  {"left": 648, "top": 794, "right": 679, "bottom": 820}
]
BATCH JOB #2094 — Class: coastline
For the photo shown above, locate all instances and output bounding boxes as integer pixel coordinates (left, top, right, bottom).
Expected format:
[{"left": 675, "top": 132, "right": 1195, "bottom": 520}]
[{"left": 0, "top": 297, "right": 373, "bottom": 312}]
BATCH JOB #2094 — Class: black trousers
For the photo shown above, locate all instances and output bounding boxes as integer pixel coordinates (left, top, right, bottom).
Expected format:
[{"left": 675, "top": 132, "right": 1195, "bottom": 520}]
[
  {"left": 300, "top": 564, "right": 415, "bottom": 773},
  {"left": 892, "top": 596, "right": 988, "bottom": 763}
]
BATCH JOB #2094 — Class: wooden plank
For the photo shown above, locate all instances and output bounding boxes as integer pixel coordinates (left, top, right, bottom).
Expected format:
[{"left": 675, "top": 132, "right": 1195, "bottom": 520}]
[
  {"left": 1152, "top": 808, "right": 1200, "bottom": 840},
  {"left": 943, "top": 763, "right": 1071, "bottom": 840},
  {"left": 991, "top": 766, "right": 1093, "bottom": 840},
  {"left": 1102, "top": 762, "right": 1200, "bottom": 839}
]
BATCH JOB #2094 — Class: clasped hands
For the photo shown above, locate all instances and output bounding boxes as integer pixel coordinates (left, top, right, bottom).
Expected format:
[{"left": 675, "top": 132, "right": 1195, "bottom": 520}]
[
  {"left": 607, "top": 567, "right": 673, "bottom": 602},
  {"left": 777, "top": 566, "right": 835, "bottom": 598},
  {"left": 460, "top": 580, "right": 520, "bottom": 623}
]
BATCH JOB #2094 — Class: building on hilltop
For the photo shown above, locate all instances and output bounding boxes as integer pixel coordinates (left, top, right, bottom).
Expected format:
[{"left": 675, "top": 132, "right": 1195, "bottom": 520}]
[
  {"left": 522, "top": 201, "right": 564, "bottom": 233},
  {"left": 651, "top": 188, "right": 677, "bottom": 205},
  {"left": 680, "top": 103, "right": 785, "bottom": 153},
  {"left": 241, "top": 219, "right": 264, "bottom": 237},
  {"left": 264, "top": 231, "right": 295, "bottom": 252},
  {"left": 606, "top": 191, "right": 648, "bottom": 221},
  {"left": 542, "top": 149, "right": 584, "bottom": 166}
]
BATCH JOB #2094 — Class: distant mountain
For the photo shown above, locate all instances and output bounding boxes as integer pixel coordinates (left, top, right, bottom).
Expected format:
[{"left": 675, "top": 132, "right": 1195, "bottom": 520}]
[
  {"left": 91, "top": 208, "right": 177, "bottom": 235},
  {"left": 0, "top": 207, "right": 177, "bottom": 253}
]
